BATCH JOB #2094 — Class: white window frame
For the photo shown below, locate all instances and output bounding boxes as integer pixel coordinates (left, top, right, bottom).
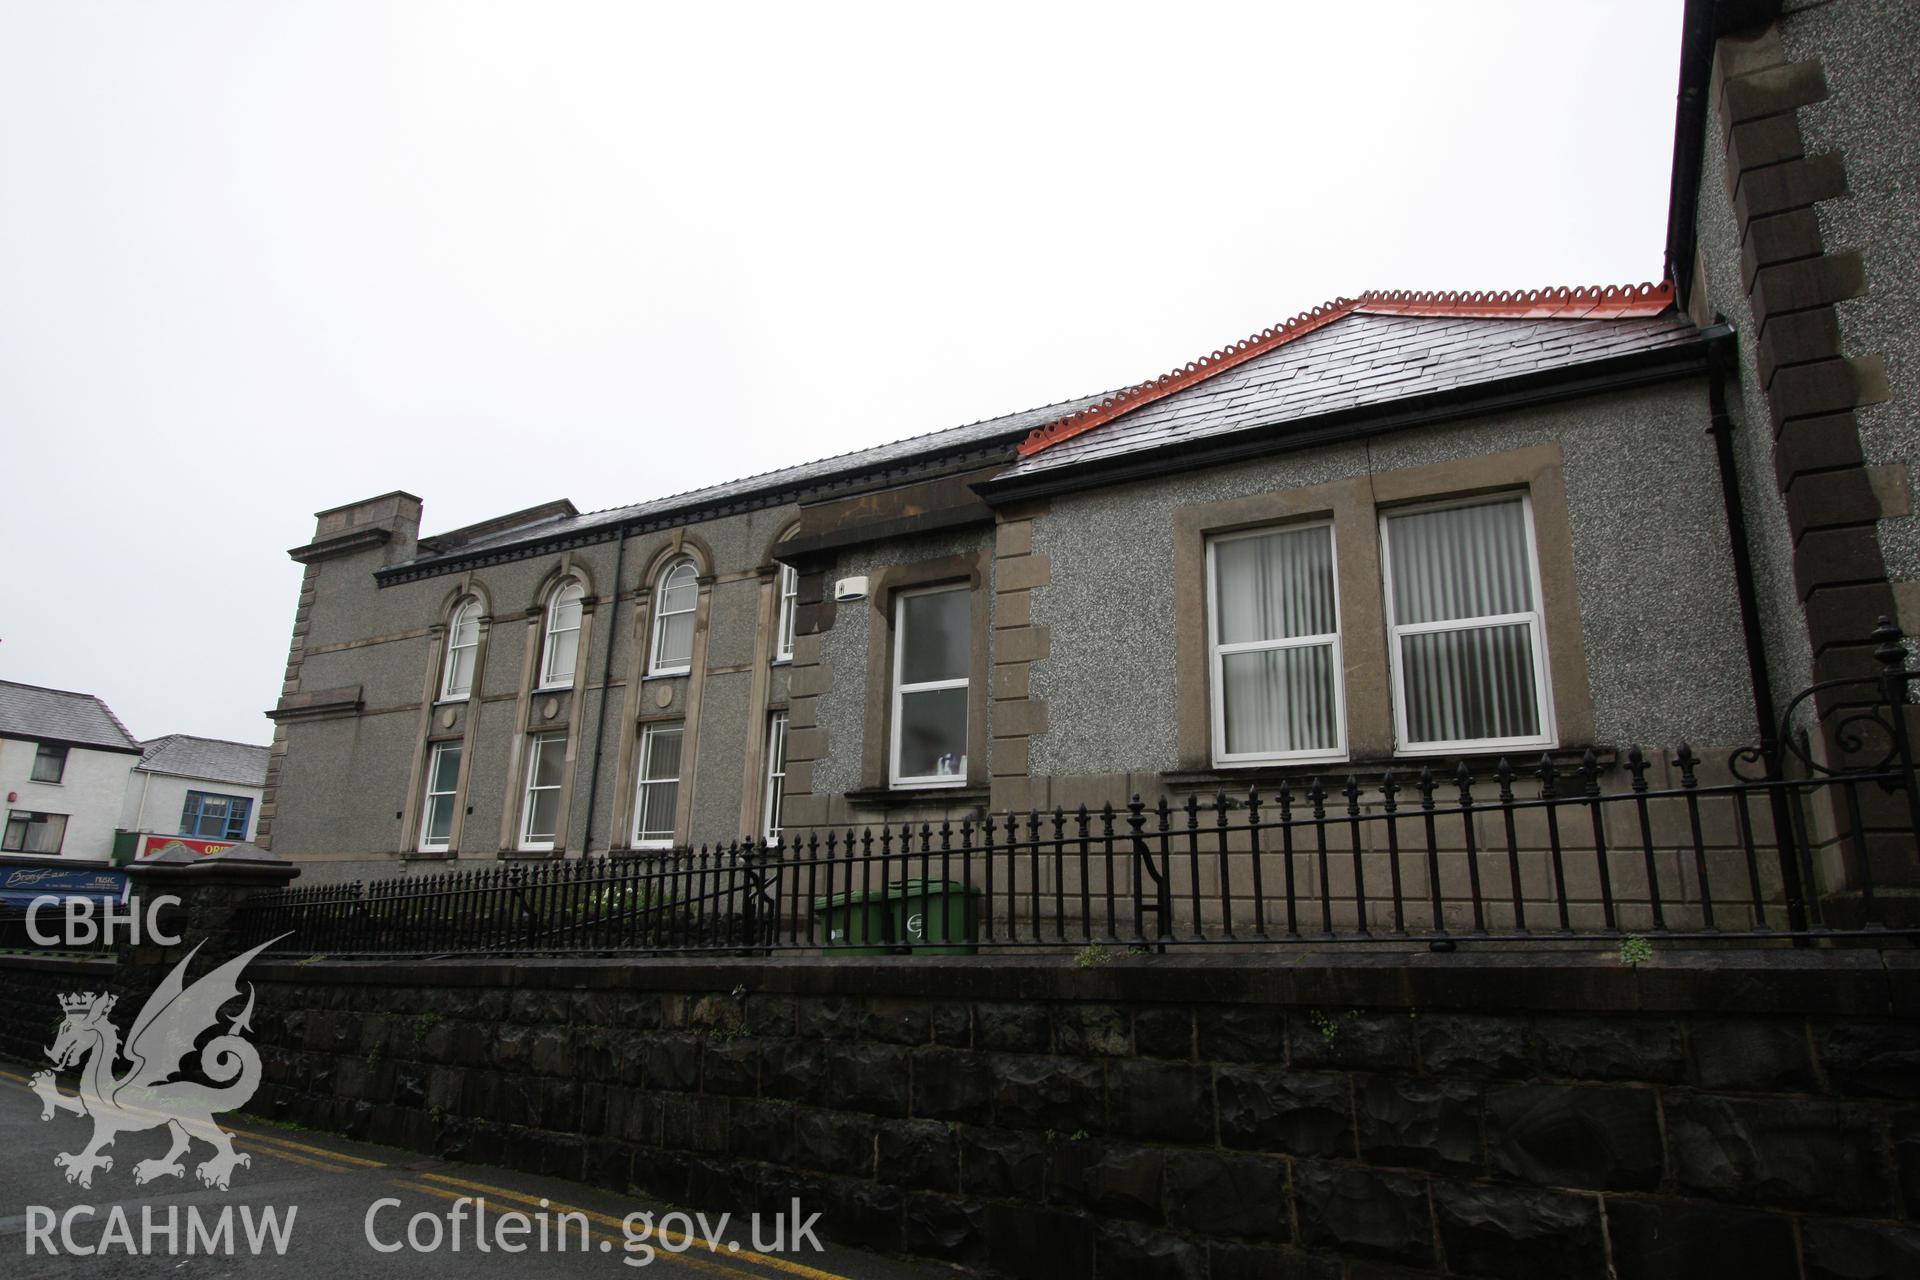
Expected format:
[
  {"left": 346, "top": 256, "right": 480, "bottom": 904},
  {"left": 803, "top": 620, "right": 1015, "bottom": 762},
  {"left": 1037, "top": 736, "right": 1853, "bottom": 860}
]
[
  {"left": 537, "top": 579, "right": 585, "bottom": 691},
  {"left": 518, "top": 733, "right": 566, "bottom": 852},
  {"left": 647, "top": 559, "right": 699, "bottom": 677},
  {"left": 773, "top": 563, "right": 798, "bottom": 664},
  {"left": 762, "top": 711, "right": 789, "bottom": 846},
  {"left": 1380, "top": 492, "right": 1556, "bottom": 757},
  {"left": 440, "top": 598, "right": 481, "bottom": 702},
  {"left": 889, "top": 582, "right": 971, "bottom": 790},
  {"left": 632, "top": 722, "right": 683, "bottom": 849},
  {"left": 418, "top": 741, "right": 462, "bottom": 853},
  {"left": 1205, "top": 521, "right": 1348, "bottom": 767}
]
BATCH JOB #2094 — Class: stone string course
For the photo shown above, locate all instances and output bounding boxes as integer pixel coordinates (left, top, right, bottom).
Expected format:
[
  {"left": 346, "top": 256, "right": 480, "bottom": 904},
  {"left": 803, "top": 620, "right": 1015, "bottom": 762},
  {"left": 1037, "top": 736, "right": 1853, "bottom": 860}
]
[{"left": 7, "top": 951, "right": 1915, "bottom": 1278}]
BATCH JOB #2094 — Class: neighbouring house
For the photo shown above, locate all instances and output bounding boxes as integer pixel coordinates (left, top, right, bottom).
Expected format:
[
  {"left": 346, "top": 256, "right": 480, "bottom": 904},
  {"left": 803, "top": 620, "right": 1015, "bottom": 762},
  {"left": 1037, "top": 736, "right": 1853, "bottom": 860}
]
[
  {"left": 0, "top": 679, "right": 269, "bottom": 865},
  {"left": 262, "top": 0, "right": 1916, "bottom": 926},
  {"left": 0, "top": 681, "right": 144, "bottom": 861},
  {"left": 116, "top": 734, "right": 270, "bottom": 861}
]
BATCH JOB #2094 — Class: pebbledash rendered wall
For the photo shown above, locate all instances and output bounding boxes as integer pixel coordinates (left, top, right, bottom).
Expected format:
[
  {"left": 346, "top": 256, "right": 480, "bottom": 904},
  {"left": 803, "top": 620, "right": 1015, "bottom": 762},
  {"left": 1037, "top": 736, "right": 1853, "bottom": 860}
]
[
  {"left": 781, "top": 376, "right": 1765, "bottom": 854},
  {"left": 1682, "top": 1, "right": 1920, "bottom": 723},
  {"left": 6, "top": 947, "right": 1918, "bottom": 1278},
  {"left": 268, "top": 495, "right": 799, "bottom": 884}
]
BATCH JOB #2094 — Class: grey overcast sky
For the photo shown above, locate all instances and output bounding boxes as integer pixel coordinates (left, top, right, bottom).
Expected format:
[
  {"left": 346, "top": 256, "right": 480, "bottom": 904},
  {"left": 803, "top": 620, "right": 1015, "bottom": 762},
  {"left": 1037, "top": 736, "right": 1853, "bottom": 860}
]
[{"left": 0, "top": 1, "right": 1683, "bottom": 745}]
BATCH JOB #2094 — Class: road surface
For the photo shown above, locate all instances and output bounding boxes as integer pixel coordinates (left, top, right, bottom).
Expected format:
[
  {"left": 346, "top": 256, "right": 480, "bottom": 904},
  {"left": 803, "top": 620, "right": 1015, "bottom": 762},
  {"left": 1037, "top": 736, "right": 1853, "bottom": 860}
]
[{"left": 0, "top": 1063, "right": 953, "bottom": 1280}]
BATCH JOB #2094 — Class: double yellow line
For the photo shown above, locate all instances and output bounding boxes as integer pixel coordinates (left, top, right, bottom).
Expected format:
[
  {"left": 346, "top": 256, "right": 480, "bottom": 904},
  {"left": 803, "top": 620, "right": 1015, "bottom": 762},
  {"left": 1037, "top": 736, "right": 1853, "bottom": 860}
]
[
  {"left": 0, "top": 1067, "right": 849, "bottom": 1279},
  {"left": 0, "top": 1068, "right": 375, "bottom": 1177}
]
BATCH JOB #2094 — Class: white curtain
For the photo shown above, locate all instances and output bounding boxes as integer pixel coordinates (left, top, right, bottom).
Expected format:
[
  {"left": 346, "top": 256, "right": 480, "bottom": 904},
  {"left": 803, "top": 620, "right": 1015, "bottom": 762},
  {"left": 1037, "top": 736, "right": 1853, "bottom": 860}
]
[
  {"left": 1214, "top": 526, "right": 1339, "bottom": 755},
  {"left": 1216, "top": 526, "right": 1336, "bottom": 643}
]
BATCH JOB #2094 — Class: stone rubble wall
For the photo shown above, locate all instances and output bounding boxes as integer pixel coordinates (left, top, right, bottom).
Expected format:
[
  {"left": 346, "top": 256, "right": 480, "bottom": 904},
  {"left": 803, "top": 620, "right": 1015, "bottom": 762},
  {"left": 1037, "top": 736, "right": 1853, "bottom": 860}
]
[{"left": 6, "top": 950, "right": 1907, "bottom": 1278}]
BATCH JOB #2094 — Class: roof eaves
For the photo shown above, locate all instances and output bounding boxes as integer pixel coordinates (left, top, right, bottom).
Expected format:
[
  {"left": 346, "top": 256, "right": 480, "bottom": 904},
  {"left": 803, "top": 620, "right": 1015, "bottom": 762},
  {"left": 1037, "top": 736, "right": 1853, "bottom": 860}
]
[{"left": 983, "top": 323, "right": 1725, "bottom": 506}]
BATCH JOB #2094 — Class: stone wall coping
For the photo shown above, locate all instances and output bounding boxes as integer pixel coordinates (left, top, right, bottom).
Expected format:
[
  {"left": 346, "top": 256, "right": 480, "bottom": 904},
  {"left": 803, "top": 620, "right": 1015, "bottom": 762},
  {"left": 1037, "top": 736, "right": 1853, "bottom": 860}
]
[
  {"left": 0, "top": 954, "right": 117, "bottom": 980},
  {"left": 185, "top": 947, "right": 1919, "bottom": 1018}
]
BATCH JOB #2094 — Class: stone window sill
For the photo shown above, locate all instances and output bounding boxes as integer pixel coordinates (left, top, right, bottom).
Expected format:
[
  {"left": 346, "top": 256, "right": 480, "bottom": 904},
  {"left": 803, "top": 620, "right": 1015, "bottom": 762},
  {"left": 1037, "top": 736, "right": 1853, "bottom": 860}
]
[
  {"left": 1163, "top": 744, "right": 1616, "bottom": 795},
  {"left": 845, "top": 786, "right": 991, "bottom": 809}
]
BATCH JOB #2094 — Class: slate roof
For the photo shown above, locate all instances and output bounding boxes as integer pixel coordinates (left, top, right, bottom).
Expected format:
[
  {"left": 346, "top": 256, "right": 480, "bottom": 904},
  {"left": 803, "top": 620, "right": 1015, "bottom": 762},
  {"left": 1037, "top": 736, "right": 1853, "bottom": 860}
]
[
  {"left": 1003, "top": 285, "right": 1705, "bottom": 479},
  {"left": 137, "top": 735, "right": 270, "bottom": 788},
  {"left": 386, "top": 390, "right": 1112, "bottom": 575},
  {"left": 0, "top": 681, "right": 141, "bottom": 753}
]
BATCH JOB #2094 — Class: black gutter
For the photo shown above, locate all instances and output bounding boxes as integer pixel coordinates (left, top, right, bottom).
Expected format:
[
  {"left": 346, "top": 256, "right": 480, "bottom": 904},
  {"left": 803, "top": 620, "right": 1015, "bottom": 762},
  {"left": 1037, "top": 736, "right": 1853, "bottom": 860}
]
[
  {"left": 977, "top": 332, "right": 1727, "bottom": 507},
  {"left": 579, "top": 523, "right": 631, "bottom": 855},
  {"left": 1662, "top": 0, "right": 1719, "bottom": 310},
  {"left": 1662, "top": 0, "right": 1783, "bottom": 312}
]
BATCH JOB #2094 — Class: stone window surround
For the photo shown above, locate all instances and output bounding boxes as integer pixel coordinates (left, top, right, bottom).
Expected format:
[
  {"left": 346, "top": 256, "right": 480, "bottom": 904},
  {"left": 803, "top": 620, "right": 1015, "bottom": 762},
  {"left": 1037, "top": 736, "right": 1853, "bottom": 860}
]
[
  {"left": 854, "top": 550, "right": 992, "bottom": 799},
  {"left": 497, "top": 558, "right": 599, "bottom": 858},
  {"left": 401, "top": 579, "right": 495, "bottom": 857},
  {"left": 534, "top": 574, "right": 588, "bottom": 692},
  {"left": 737, "top": 521, "right": 799, "bottom": 840},
  {"left": 1170, "top": 443, "right": 1595, "bottom": 770},
  {"left": 609, "top": 533, "right": 716, "bottom": 852}
]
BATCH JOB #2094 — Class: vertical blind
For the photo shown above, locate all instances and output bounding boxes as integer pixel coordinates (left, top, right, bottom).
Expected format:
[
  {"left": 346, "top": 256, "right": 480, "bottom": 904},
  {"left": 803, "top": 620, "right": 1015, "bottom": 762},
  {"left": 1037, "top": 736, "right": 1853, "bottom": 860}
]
[
  {"left": 1385, "top": 499, "right": 1545, "bottom": 746},
  {"left": 634, "top": 724, "right": 683, "bottom": 845},
  {"left": 1211, "top": 525, "right": 1342, "bottom": 758}
]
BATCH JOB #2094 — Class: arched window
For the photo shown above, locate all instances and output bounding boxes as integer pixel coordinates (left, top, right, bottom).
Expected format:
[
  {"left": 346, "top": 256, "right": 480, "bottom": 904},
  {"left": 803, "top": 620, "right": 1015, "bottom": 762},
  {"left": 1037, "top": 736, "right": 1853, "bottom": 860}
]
[
  {"left": 440, "top": 598, "right": 481, "bottom": 700},
  {"left": 538, "top": 579, "right": 585, "bottom": 689},
  {"left": 648, "top": 558, "right": 699, "bottom": 676}
]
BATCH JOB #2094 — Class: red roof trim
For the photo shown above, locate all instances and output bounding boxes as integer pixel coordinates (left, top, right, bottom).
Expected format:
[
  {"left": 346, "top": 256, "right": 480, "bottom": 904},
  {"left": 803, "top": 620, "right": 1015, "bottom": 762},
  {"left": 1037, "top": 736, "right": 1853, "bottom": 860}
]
[{"left": 1015, "top": 281, "right": 1675, "bottom": 457}]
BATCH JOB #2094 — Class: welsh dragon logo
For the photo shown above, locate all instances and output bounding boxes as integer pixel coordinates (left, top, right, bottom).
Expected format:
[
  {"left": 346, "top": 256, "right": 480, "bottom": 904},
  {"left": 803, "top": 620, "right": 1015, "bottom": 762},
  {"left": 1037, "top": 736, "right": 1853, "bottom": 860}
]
[{"left": 30, "top": 936, "right": 283, "bottom": 1190}]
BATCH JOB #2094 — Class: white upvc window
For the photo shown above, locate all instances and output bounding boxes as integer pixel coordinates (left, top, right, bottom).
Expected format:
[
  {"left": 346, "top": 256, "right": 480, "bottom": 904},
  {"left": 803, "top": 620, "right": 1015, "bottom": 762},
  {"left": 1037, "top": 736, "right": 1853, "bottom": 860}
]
[
  {"left": 418, "top": 741, "right": 462, "bottom": 852},
  {"left": 538, "top": 580, "right": 585, "bottom": 690},
  {"left": 1381, "top": 493, "right": 1555, "bottom": 755},
  {"left": 762, "top": 711, "right": 789, "bottom": 846},
  {"left": 1206, "top": 522, "right": 1347, "bottom": 765},
  {"left": 633, "top": 722, "right": 683, "bottom": 849},
  {"left": 773, "top": 563, "right": 798, "bottom": 663},
  {"left": 440, "top": 598, "right": 481, "bottom": 701},
  {"left": 648, "top": 559, "right": 699, "bottom": 676},
  {"left": 519, "top": 733, "right": 567, "bottom": 852},
  {"left": 890, "top": 583, "right": 970, "bottom": 788}
]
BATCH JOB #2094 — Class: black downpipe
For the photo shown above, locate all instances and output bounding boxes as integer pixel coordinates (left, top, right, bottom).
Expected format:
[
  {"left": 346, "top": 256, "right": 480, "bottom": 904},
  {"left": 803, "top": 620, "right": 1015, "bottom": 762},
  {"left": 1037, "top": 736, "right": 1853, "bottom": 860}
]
[
  {"left": 581, "top": 524, "right": 632, "bottom": 854},
  {"left": 1705, "top": 340, "right": 1809, "bottom": 933}
]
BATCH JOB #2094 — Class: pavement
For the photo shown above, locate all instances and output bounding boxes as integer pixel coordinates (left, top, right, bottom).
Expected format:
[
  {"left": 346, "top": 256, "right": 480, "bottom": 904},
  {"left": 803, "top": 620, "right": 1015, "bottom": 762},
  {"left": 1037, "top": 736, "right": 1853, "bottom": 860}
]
[{"left": 0, "top": 1064, "right": 957, "bottom": 1280}]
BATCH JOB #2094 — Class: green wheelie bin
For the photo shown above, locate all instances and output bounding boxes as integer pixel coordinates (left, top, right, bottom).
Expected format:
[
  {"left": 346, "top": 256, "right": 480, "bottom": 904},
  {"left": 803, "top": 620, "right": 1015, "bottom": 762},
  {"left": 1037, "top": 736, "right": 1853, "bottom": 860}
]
[{"left": 813, "top": 879, "right": 981, "bottom": 954}]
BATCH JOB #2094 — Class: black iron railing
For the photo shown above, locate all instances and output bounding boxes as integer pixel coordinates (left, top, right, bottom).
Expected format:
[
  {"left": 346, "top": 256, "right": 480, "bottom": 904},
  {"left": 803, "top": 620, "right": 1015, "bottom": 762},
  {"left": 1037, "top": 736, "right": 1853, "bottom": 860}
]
[{"left": 236, "top": 622, "right": 1920, "bottom": 957}]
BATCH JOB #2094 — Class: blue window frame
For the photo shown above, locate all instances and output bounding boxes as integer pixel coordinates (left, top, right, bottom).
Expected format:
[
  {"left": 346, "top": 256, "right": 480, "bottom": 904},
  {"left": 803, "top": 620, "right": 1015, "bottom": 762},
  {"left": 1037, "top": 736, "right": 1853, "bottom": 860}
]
[{"left": 180, "top": 791, "right": 251, "bottom": 841}]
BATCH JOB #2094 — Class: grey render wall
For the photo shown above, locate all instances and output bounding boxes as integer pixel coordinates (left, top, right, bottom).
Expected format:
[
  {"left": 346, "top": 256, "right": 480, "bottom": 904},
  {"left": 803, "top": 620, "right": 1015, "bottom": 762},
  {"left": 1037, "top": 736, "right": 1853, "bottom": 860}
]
[
  {"left": 274, "top": 499, "right": 800, "bottom": 879},
  {"left": 809, "top": 527, "right": 996, "bottom": 799},
  {"left": 1029, "top": 380, "right": 1758, "bottom": 778},
  {"left": 1783, "top": 0, "right": 1920, "bottom": 590}
]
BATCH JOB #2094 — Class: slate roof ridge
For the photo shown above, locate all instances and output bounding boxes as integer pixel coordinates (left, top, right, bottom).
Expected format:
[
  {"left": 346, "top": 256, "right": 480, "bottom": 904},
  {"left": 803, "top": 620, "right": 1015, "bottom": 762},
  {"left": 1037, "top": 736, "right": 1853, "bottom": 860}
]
[
  {"left": 139, "top": 732, "right": 271, "bottom": 755},
  {"left": 1015, "top": 281, "right": 1677, "bottom": 458},
  {"left": 567, "top": 388, "right": 1118, "bottom": 523}
]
